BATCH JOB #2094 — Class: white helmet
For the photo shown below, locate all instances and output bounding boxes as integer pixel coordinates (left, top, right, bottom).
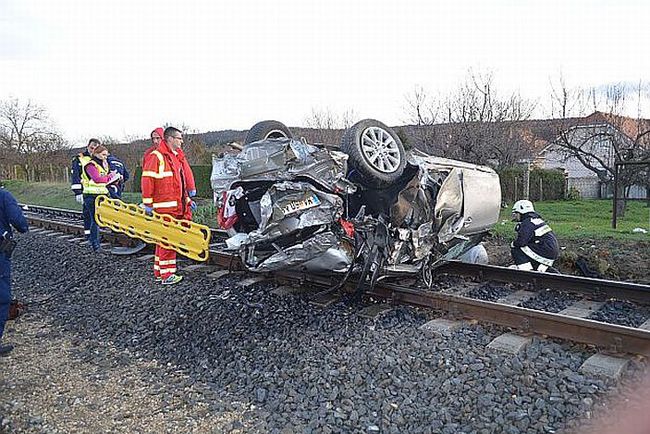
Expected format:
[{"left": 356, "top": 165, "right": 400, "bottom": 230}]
[{"left": 512, "top": 199, "right": 535, "bottom": 214}]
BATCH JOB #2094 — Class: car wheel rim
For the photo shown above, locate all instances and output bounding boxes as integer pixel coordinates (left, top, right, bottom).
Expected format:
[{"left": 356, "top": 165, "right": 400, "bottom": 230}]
[
  {"left": 265, "top": 130, "right": 289, "bottom": 139},
  {"left": 360, "top": 127, "right": 401, "bottom": 173}
]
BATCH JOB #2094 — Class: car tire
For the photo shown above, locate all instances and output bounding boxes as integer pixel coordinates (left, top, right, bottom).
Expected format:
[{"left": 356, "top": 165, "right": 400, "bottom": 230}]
[
  {"left": 244, "top": 120, "right": 293, "bottom": 145},
  {"left": 340, "top": 119, "right": 406, "bottom": 188}
]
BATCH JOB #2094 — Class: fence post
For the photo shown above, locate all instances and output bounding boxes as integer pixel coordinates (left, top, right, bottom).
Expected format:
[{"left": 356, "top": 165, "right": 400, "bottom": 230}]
[
  {"left": 539, "top": 178, "right": 543, "bottom": 201},
  {"left": 612, "top": 161, "right": 619, "bottom": 228},
  {"left": 64, "top": 167, "right": 69, "bottom": 184},
  {"left": 523, "top": 162, "right": 530, "bottom": 200},
  {"left": 514, "top": 177, "right": 518, "bottom": 201}
]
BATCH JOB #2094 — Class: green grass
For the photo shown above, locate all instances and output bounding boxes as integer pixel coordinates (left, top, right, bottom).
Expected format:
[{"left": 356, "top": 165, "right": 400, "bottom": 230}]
[
  {"left": 4, "top": 181, "right": 649, "bottom": 239},
  {"left": 2, "top": 180, "right": 217, "bottom": 227},
  {"left": 2, "top": 180, "right": 142, "bottom": 211},
  {"left": 492, "top": 199, "right": 650, "bottom": 241}
]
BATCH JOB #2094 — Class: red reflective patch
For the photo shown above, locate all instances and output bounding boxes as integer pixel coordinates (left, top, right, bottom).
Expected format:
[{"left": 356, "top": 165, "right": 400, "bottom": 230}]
[{"left": 339, "top": 218, "right": 355, "bottom": 237}]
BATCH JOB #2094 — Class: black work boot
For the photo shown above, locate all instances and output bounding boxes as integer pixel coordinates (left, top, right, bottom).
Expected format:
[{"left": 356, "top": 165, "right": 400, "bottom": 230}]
[{"left": 0, "top": 344, "right": 14, "bottom": 357}]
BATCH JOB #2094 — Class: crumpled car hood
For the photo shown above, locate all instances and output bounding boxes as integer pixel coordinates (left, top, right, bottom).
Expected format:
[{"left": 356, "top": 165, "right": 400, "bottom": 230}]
[{"left": 211, "top": 138, "right": 355, "bottom": 195}]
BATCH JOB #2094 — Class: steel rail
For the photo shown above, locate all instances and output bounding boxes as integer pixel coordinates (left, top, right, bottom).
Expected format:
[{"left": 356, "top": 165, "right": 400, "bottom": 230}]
[
  {"left": 21, "top": 204, "right": 650, "bottom": 354},
  {"left": 370, "top": 282, "right": 650, "bottom": 356},
  {"left": 20, "top": 203, "right": 83, "bottom": 220},
  {"left": 24, "top": 214, "right": 133, "bottom": 246},
  {"left": 436, "top": 261, "right": 650, "bottom": 304}
]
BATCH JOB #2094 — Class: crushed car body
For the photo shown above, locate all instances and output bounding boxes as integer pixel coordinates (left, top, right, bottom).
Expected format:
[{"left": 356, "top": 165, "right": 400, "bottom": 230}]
[{"left": 211, "top": 119, "right": 501, "bottom": 290}]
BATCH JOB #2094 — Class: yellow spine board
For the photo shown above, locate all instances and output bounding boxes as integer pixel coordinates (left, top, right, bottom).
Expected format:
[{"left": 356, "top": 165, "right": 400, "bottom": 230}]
[{"left": 94, "top": 196, "right": 211, "bottom": 262}]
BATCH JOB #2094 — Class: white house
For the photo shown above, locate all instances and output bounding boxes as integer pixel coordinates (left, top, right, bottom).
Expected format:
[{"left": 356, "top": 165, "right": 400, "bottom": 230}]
[{"left": 534, "top": 114, "right": 648, "bottom": 199}]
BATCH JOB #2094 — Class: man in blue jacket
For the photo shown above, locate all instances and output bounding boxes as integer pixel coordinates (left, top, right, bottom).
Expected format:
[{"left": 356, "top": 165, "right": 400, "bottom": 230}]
[
  {"left": 510, "top": 200, "right": 559, "bottom": 272},
  {"left": 0, "top": 184, "right": 29, "bottom": 356},
  {"left": 107, "top": 154, "right": 130, "bottom": 199}
]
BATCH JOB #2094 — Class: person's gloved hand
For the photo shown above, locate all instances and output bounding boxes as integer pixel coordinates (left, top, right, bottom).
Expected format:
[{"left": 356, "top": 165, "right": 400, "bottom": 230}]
[
  {"left": 188, "top": 190, "right": 197, "bottom": 198},
  {"left": 139, "top": 203, "right": 154, "bottom": 216},
  {"left": 190, "top": 200, "right": 197, "bottom": 211},
  {"left": 75, "top": 194, "right": 83, "bottom": 204}
]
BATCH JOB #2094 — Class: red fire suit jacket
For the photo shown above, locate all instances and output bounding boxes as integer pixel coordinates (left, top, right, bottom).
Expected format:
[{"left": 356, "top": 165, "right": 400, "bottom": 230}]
[{"left": 141, "top": 140, "right": 196, "bottom": 219}]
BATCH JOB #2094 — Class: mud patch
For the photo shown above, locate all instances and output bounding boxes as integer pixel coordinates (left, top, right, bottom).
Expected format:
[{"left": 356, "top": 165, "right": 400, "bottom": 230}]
[{"left": 484, "top": 236, "right": 650, "bottom": 284}]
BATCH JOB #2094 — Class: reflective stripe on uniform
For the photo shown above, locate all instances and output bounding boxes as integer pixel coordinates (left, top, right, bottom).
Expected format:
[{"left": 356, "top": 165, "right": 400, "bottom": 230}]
[
  {"left": 153, "top": 201, "right": 178, "bottom": 208},
  {"left": 534, "top": 225, "right": 552, "bottom": 237},
  {"left": 142, "top": 150, "right": 174, "bottom": 179},
  {"left": 71, "top": 184, "right": 82, "bottom": 189},
  {"left": 521, "top": 245, "right": 555, "bottom": 266},
  {"left": 142, "top": 197, "right": 153, "bottom": 204},
  {"left": 158, "top": 259, "right": 176, "bottom": 265},
  {"left": 159, "top": 267, "right": 177, "bottom": 274},
  {"left": 141, "top": 170, "right": 173, "bottom": 179}
]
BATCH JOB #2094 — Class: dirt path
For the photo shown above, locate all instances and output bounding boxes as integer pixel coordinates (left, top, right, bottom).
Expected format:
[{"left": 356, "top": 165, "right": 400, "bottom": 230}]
[{"left": 484, "top": 235, "right": 650, "bottom": 284}]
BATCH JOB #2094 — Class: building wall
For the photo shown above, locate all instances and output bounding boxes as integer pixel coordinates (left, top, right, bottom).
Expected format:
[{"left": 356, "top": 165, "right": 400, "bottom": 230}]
[{"left": 567, "top": 177, "right": 600, "bottom": 198}]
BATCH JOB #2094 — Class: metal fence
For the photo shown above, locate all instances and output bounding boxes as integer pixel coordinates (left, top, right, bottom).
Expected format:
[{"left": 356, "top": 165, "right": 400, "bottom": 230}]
[{"left": 0, "top": 164, "right": 70, "bottom": 183}]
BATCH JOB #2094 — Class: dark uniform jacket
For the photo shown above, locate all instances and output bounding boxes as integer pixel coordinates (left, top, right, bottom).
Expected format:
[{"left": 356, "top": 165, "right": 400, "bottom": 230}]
[
  {"left": 513, "top": 212, "right": 559, "bottom": 261},
  {"left": 70, "top": 150, "right": 91, "bottom": 196},
  {"left": 107, "top": 155, "right": 130, "bottom": 199},
  {"left": 0, "top": 189, "right": 28, "bottom": 242}
]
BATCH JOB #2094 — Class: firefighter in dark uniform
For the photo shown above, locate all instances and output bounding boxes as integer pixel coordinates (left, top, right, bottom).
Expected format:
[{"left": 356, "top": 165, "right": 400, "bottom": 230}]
[
  {"left": 107, "top": 154, "right": 130, "bottom": 199},
  {"left": 510, "top": 200, "right": 559, "bottom": 272},
  {"left": 0, "top": 184, "right": 29, "bottom": 356},
  {"left": 71, "top": 138, "right": 100, "bottom": 239}
]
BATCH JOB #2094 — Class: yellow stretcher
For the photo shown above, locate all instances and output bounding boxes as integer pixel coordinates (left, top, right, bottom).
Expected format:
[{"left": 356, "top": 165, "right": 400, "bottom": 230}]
[{"left": 94, "top": 196, "right": 211, "bottom": 261}]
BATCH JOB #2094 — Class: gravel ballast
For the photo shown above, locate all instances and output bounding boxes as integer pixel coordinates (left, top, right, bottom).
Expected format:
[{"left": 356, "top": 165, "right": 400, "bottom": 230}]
[{"left": 0, "top": 231, "right": 647, "bottom": 433}]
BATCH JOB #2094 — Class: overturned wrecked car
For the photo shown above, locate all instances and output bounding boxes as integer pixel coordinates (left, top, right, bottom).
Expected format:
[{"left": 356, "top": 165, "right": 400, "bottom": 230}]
[{"left": 211, "top": 119, "right": 501, "bottom": 292}]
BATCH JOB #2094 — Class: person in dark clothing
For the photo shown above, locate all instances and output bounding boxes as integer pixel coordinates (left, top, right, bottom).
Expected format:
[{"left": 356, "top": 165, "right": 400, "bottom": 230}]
[
  {"left": 0, "top": 185, "right": 29, "bottom": 356},
  {"left": 510, "top": 200, "right": 559, "bottom": 272},
  {"left": 107, "top": 154, "right": 130, "bottom": 199},
  {"left": 71, "top": 138, "right": 100, "bottom": 238}
]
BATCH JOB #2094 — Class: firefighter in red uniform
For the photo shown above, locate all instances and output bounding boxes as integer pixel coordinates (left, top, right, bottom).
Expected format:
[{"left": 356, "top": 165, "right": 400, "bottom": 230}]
[{"left": 141, "top": 127, "right": 197, "bottom": 285}]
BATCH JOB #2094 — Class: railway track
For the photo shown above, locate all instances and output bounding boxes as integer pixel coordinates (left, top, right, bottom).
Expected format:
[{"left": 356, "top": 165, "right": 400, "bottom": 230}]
[{"left": 21, "top": 203, "right": 650, "bottom": 356}]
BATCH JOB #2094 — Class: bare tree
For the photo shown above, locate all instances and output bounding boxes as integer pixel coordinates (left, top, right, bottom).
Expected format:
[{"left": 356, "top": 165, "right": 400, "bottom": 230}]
[
  {"left": 403, "top": 86, "right": 442, "bottom": 151},
  {"left": 549, "top": 73, "right": 588, "bottom": 119},
  {"left": 402, "top": 71, "right": 537, "bottom": 167},
  {"left": 436, "top": 70, "right": 536, "bottom": 166},
  {"left": 340, "top": 108, "right": 358, "bottom": 129},
  {"left": 302, "top": 107, "right": 347, "bottom": 144},
  {"left": 549, "top": 80, "right": 650, "bottom": 215},
  {"left": 0, "top": 98, "right": 65, "bottom": 180},
  {"left": 404, "top": 85, "right": 440, "bottom": 126}
]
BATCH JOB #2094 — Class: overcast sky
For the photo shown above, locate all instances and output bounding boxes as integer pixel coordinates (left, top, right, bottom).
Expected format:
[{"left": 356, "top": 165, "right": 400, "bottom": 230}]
[{"left": 1, "top": 0, "right": 649, "bottom": 146}]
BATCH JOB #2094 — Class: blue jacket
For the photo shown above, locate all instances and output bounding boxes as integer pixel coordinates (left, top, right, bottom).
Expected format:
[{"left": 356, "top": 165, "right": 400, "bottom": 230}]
[
  {"left": 107, "top": 155, "right": 130, "bottom": 199},
  {"left": 70, "top": 150, "right": 91, "bottom": 196},
  {"left": 513, "top": 212, "right": 559, "bottom": 261},
  {"left": 0, "top": 189, "right": 29, "bottom": 240}
]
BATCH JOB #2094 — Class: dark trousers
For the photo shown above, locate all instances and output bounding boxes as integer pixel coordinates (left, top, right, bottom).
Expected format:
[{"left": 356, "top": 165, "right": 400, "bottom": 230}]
[
  {"left": 82, "top": 195, "right": 92, "bottom": 236},
  {"left": 0, "top": 253, "right": 11, "bottom": 341},
  {"left": 83, "top": 195, "right": 101, "bottom": 250}
]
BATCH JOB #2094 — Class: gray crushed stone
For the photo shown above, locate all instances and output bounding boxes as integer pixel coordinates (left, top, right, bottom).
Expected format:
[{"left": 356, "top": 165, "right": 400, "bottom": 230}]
[
  {"left": 0, "top": 231, "right": 647, "bottom": 433},
  {"left": 466, "top": 281, "right": 513, "bottom": 301},
  {"left": 588, "top": 300, "right": 650, "bottom": 328},
  {"left": 521, "top": 289, "right": 581, "bottom": 313}
]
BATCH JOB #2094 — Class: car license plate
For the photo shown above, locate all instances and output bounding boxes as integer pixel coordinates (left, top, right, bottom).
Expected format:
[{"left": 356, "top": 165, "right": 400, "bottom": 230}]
[{"left": 282, "top": 194, "right": 321, "bottom": 215}]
